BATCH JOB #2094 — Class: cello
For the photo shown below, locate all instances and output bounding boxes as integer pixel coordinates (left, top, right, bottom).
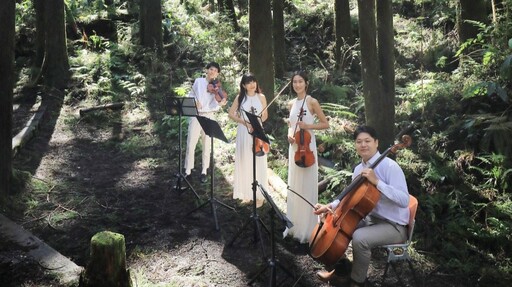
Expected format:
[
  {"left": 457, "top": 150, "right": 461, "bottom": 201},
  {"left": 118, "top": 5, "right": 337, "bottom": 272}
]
[{"left": 308, "top": 133, "right": 412, "bottom": 266}]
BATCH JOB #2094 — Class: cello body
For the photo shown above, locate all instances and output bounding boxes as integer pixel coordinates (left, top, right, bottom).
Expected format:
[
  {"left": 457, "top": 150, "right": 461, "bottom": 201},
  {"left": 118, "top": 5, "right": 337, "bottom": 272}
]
[{"left": 309, "top": 181, "right": 380, "bottom": 266}]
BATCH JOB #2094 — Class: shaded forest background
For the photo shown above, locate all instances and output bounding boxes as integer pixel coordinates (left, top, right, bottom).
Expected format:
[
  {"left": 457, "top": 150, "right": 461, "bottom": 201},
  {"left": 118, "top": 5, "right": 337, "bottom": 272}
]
[{"left": 1, "top": 0, "right": 512, "bottom": 286}]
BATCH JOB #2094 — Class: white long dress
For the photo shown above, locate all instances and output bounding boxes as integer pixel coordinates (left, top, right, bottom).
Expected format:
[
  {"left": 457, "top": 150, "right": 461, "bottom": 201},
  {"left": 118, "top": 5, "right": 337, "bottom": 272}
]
[
  {"left": 232, "top": 94, "right": 269, "bottom": 202},
  {"left": 287, "top": 96, "right": 319, "bottom": 243}
]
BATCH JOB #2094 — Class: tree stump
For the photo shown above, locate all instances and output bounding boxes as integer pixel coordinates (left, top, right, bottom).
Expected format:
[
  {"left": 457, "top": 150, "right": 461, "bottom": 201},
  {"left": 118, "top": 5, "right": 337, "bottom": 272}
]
[{"left": 80, "top": 231, "right": 132, "bottom": 287}]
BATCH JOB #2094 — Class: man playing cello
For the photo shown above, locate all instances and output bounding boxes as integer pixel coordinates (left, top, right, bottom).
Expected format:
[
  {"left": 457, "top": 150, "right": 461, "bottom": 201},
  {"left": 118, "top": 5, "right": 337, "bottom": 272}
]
[{"left": 313, "top": 125, "right": 410, "bottom": 287}]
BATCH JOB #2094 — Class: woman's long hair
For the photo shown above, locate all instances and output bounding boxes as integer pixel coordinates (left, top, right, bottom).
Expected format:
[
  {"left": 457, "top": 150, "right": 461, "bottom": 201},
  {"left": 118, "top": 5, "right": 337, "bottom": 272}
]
[{"left": 238, "top": 73, "right": 261, "bottom": 111}]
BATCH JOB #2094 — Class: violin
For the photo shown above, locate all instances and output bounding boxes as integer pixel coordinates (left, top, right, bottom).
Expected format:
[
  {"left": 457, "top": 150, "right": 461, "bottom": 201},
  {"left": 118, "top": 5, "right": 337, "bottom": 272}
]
[
  {"left": 293, "top": 105, "right": 315, "bottom": 168},
  {"left": 255, "top": 138, "right": 270, "bottom": 156},
  {"left": 210, "top": 79, "right": 226, "bottom": 102},
  {"left": 308, "top": 134, "right": 412, "bottom": 266},
  {"left": 250, "top": 106, "right": 270, "bottom": 156}
]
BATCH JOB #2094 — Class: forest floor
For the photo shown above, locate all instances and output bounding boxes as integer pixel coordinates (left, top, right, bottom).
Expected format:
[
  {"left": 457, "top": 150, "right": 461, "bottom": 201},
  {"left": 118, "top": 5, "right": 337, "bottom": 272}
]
[{"left": 1, "top": 89, "right": 462, "bottom": 287}]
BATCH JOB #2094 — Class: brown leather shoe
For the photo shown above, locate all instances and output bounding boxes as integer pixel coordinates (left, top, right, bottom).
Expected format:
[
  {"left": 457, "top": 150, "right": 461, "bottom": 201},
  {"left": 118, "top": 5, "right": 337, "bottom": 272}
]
[
  {"left": 316, "top": 270, "right": 350, "bottom": 285},
  {"left": 316, "top": 269, "right": 335, "bottom": 282}
]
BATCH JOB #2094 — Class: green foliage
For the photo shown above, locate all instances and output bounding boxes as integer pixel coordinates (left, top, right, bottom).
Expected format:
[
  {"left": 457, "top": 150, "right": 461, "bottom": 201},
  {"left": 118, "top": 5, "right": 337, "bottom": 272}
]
[
  {"left": 320, "top": 103, "right": 356, "bottom": 119},
  {"left": 88, "top": 33, "right": 110, "bottom": 51},
  {"left": 15, "top": 0, "right": 34, "bottom": 30},
  {"left": 155, "top": 115, "right": 183, "bottom": 141},
  {"left": 469, "top": 153, "right": 512, "bottom": 192}
]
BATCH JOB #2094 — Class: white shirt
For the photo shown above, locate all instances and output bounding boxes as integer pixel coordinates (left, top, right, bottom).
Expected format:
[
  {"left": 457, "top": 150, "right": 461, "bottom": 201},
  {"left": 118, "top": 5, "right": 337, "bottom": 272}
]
[
  {"left": 331, "top": 152, "right": 410, "bottom": 225},
  {"left": 189, "top": 77, "right": 221, "bottom": 113}
]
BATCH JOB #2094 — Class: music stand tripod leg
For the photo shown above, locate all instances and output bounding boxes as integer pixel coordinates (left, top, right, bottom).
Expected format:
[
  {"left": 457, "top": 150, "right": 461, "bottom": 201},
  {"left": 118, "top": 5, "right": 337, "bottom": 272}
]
[
  {"left": 167, "top": 96, "right": 200, "bottom": 200},
  {"left": 226, "top": 184, "right": 269, "bottom": 256},
  {"left": 227, "top": 134, "right": 270, "bottom": 249},
  {"left": 248, "top": 184, "right": 295, "bottom": 287},
  {"left": 186, "top": 117, "right": 235, "bottom": 231}
]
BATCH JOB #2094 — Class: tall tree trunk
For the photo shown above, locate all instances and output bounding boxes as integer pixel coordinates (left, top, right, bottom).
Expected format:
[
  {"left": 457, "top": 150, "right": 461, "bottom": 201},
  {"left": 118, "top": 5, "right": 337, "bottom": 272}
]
[
  {"left": 41, "top": 0, "right": 70, "bottom": 89},
  {"left": 249, "top": 0, "right": 275, "bottom": 112},
  {"left": 358, "top": 0, "right": 392, "bottom": 151},
  {"left": 458, "top": 0, "right": 488, "bottom": 44},
  {"left": 140, "top": 0, "right": 163, "bottom": 54},
  {"left": 376, "top": 0, "right": 395, "bottom": 148},
  {"left": 273, "top": 0, "right": 286, "bottom": 78},
  {"left": 0, "top": 0, "right": 15, "bottom": 198},
  {"left": 335, "top": 0, "right": 353, "bottom": 70},
  {"left": 225, "top": 0, "right": 239, "bottom": 32}
]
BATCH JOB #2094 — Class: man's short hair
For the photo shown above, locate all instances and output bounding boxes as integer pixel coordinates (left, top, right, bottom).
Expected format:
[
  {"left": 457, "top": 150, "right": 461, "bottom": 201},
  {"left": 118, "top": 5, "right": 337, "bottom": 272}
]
[{"left": 206, "top": 62, "right": 221, "bottom": 73}]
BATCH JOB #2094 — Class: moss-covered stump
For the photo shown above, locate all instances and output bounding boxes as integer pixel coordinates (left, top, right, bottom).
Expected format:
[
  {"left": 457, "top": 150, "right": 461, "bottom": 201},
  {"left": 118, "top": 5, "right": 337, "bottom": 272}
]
[{"left": 79, "top": 231, "right": 132, "bottom": 287}]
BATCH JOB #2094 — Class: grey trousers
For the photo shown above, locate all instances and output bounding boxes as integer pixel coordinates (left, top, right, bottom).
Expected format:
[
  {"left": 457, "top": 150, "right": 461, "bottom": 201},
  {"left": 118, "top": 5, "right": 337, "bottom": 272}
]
[{"left": 350, "top": 215, "right": 407, "bottom": 283}]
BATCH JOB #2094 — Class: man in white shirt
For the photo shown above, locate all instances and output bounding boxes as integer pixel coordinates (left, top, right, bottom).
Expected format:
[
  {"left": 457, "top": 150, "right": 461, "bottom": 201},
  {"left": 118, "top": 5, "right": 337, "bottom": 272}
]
[
  {"left": 184, "top": 62, "right": 227, "bottom": 183},
  {"left": 313, "top": 125, "right": 410, "bottom": 287}
]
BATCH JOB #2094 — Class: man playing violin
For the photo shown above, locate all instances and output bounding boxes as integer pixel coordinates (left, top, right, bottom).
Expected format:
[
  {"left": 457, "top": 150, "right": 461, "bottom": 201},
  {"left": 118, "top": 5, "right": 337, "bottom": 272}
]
[
  {"left": 313, "top": 125, "right": 410, "bottom": 287},
  {"left": 184, "top": 62, "right": 227, "bottom": 183}
]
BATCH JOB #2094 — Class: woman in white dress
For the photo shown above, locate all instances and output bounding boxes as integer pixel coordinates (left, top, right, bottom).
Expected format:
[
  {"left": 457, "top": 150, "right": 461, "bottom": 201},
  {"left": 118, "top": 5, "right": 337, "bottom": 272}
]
[
  {"left": 228, "top": 73, "right": 269, "bottom": 207},
  {"left": 287, "top": 71, "right": 329, "bottom": 243}
]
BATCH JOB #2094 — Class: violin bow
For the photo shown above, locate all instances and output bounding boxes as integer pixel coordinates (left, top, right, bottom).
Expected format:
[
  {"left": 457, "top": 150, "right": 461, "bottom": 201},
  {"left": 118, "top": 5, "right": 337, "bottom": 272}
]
[
  {"left": 287, "top": 186, "right": 316, "bottom": 209},
  {"left": 292, "top": 96, "right": 307, "bottom": 136},
  {"left": 258, "top": 81, "right": 291, "bottom": 117}
]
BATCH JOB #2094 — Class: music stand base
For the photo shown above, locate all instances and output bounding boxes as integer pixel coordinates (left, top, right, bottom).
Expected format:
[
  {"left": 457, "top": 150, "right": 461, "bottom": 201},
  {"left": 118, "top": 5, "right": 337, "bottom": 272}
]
[
  {"left": 227, "top": 213, "right": 269, "bottom": 245},
  {"left": 248, "top": 259, "right": 295, "bottom": 287},
  {"left": 173, "top": 172, "right": 200, "bottom": 199},
  {"left": 187, "top": 195, "right": 235, "bottom": 230}
]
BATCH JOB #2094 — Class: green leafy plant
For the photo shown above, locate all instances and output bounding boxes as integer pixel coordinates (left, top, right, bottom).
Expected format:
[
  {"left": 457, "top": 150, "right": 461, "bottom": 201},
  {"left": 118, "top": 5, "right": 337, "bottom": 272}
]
[{"left": 469, "top": 153, "right": 512, "bottom": 192}]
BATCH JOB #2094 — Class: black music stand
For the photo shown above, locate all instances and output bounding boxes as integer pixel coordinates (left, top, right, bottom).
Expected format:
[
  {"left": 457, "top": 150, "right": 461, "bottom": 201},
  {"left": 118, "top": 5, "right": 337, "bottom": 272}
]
[
  {"left": 165, "top": 97, "right": 200, "bottom": 199},
  {"left": 227, "top": 110, "right": 270, "bottom": 252},
  {"left": 187, "top": 115, "right": 235, "bottom": 230},
  {"left": 248, "top": 184, "right": 295, "bottom": 287}
]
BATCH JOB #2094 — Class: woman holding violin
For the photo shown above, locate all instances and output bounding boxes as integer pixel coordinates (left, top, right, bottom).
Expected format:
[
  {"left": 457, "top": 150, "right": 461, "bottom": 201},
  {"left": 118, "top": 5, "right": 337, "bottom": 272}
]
[
  {"left": 228, "top": 73, "right": 269, "bottom": 207},
  {"left": 286, "top": 71, "right": 329, "bottom": 243},
  {"left": 313, "top": 126, "right": 410, "bottom": 287}
]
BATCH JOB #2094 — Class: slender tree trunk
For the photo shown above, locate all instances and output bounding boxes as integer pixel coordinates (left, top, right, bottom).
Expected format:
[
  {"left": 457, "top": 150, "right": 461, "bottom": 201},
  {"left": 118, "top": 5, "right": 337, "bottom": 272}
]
[
  {"left": 225, "top": 0, "right": 239, "bottom": 32},
  {"left": 140, "top": 0, "right": 163, "bottom": 54},
  {"left": 41, "top": 0, "right": 70, "bottom": 89},
  {"left": 33, "top": 0, "right": 45, "bottom": 81},
  {"left": 376, "top": 0, "right": 395, "bottom": 147},
  {"left": 273, "top": 0, "right": 286, "bottom": 78},
  {"left": 0, "top": 0, "right": 15, "bottom": 198},
  {"left": 335, "top": 0, "right": 353, "bottom": 70},
  {"left": 249, "top": 0, "right": 275, "bottom": 108}
]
